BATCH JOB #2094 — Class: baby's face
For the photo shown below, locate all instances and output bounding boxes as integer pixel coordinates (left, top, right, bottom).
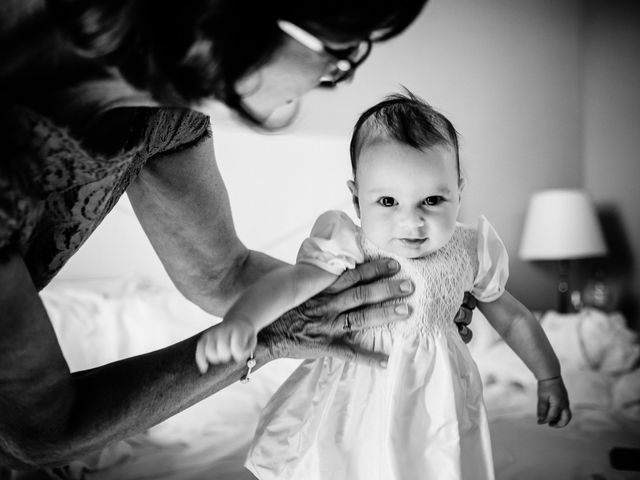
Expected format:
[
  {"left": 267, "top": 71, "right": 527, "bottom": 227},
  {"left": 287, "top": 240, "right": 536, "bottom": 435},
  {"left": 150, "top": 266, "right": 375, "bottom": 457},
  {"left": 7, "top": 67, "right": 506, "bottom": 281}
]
[{"left": 350, "top": 140, "right": 461, "bottom": 259}]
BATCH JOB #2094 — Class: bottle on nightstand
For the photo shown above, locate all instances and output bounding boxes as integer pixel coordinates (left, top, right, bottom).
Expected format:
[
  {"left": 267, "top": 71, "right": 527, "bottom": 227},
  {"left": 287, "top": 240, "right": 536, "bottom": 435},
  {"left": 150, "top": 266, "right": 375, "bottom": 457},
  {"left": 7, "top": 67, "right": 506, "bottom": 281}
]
[{"left": 582, "top": 268, "right": 616, "bottom": 312}]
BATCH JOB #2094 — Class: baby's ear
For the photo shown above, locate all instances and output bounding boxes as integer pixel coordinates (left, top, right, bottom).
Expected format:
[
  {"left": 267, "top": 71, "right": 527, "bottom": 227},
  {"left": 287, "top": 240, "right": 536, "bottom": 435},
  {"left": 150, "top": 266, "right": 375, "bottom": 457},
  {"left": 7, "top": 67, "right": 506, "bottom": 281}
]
[
  {"left": 458, "top": 177, "right": 466, "bottom": 200},
  {"left": 346, "top": 180, "right": 361, "bottom": 219}
]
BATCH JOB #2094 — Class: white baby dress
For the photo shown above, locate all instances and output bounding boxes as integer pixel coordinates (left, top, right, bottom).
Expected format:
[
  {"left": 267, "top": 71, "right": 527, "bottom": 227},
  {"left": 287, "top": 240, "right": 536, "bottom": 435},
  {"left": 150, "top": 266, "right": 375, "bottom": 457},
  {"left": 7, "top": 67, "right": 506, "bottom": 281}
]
[{"left": 246, "top": 210, "right": 509, "bottom": 480}]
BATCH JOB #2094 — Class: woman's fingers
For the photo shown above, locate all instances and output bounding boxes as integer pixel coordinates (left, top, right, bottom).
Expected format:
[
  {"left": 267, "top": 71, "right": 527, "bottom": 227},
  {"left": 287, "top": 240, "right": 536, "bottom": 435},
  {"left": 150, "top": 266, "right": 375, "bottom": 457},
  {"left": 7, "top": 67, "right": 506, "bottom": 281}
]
[
  {"left": 325, "top": 259, "right": 400, "bottom": 294},
  {"left": 260, "top": 258, "right": 415, "bottom": 365},
  {"left": 457, "top": 325, "right": 473, "bottom": 343},
  {"left": 340, "top": 303, "right": 411, "bottom": 331},
  {"left": 308, "top": 278, "right": 413, "bottom": 319},
  {"left": 453, "top": 305, "right": 473, "bottom": 326}
]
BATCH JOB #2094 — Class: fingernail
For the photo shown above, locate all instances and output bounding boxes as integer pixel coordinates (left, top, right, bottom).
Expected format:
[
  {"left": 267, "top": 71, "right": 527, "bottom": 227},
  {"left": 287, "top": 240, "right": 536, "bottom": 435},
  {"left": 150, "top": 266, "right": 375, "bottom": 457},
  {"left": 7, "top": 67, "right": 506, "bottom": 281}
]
[
  {"left": 395, "top": 304, "right": 408, "bottom": 315},
  {"left": 388, "top": 260, "right": 399, "bottom": 271},
  {"left": 380, "top": 360, "right": 388, "bottom": 368},
  {"left": 400, "top": 280, "right": 412, "bottom": 292}
]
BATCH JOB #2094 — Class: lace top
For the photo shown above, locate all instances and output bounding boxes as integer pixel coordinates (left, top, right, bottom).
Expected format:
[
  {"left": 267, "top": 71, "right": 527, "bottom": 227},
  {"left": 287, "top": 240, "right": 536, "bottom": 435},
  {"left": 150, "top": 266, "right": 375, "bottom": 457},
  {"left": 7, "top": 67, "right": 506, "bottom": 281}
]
[
  {"left": 297, "top": 210, "right": 509, "bottom": 339},
  {"left": 0, "top": 105, "right": 211, "bottom": 290}
]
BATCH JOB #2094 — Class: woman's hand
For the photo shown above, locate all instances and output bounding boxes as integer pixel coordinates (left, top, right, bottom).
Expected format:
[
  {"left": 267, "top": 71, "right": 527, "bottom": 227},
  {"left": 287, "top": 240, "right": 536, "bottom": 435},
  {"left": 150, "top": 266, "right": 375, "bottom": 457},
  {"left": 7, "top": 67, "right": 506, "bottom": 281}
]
[
  {"left": 454, "top": 292, "right": 477, "bottom": 344},
  {"left": 258, "top": 258, "right": 413, "bottom": 367}
]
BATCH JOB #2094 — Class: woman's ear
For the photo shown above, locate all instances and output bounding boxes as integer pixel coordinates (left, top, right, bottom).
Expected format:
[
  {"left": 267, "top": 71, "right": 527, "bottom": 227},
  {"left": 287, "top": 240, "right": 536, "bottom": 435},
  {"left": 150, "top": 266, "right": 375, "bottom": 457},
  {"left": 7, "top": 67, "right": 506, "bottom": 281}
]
[{"left": 347, "top": 179, "right": 361, "bottom": 219}]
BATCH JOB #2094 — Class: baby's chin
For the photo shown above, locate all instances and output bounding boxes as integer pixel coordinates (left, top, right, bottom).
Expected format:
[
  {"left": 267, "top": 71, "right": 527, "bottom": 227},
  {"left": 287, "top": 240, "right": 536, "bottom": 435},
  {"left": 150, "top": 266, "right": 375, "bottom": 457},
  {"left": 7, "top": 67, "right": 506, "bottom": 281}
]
[{"left": 367, "top": 238, "right": 447, "bottom": 259}]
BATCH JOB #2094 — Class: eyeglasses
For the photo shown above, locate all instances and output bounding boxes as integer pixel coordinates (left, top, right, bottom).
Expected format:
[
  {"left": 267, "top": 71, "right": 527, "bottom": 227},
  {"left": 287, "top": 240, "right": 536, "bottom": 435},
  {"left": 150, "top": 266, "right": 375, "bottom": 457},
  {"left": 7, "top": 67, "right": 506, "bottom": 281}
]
[{"left": 277, "top": 20, "right": 373, "bottom": 88}]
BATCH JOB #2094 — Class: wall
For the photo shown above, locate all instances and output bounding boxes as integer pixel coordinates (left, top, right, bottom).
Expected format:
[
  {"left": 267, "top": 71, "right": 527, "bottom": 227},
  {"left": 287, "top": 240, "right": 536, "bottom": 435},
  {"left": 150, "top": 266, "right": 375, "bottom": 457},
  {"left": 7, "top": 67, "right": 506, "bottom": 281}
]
[
  {"left": 208, "top": 0, "right": 584, "bottom": 311},
  {"left": 583, "top": 0, "right": 640, "bottom": 326},
  {"left": 62, "top": 0, "right": 637, "bottom": 320}
]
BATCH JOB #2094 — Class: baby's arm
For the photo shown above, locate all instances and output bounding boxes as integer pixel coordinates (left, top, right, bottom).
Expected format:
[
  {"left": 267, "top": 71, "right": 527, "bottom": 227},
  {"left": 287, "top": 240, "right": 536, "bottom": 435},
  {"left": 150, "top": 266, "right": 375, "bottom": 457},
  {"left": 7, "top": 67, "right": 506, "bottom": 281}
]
[
  {"left": 196, "top": 263, "right": 338, "bottom": 371},
  {"left": 478, "top": 291, "right": 572, "bottom": 427}
]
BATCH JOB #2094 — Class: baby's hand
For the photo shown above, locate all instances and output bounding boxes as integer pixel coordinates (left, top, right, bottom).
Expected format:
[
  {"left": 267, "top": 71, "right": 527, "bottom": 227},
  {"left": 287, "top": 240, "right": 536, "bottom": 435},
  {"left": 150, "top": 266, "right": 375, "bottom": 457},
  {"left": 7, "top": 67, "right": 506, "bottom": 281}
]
[
  {"left": 536, "top": 376, "right": 572, "bottom": 428},
  {"left": 195, "top": 317, "right": 257, "bottom": 373}
]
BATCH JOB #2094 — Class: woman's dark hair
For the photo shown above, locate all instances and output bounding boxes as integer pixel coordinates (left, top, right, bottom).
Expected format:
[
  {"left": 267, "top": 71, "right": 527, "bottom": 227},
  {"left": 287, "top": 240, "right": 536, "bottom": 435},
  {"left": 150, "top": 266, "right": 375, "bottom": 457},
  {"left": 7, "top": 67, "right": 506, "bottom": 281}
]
[{"left": 44, "top": 0, "right": 428, "bottom": 120}]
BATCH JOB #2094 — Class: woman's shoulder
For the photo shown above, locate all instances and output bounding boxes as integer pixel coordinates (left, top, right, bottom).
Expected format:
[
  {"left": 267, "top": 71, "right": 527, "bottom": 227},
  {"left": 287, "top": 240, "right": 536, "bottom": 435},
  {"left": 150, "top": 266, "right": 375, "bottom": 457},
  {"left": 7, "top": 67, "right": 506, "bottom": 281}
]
[
  {"left": 131, "top": 106, "right": 212, "bottom": 158},
  {"left": 0, "top": 102, "right": 212, "bottom": 289},
  {"left": 83, "top": 104, "right": 212, "bottom": 158}
]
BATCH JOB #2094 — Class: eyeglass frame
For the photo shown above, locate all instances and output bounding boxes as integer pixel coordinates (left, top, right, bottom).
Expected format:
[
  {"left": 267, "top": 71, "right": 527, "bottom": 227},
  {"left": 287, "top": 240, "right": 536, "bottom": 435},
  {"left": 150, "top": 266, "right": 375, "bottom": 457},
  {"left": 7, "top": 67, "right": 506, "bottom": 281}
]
[{"left": 276, "top": 19, "right": 373, "bottom": 88}]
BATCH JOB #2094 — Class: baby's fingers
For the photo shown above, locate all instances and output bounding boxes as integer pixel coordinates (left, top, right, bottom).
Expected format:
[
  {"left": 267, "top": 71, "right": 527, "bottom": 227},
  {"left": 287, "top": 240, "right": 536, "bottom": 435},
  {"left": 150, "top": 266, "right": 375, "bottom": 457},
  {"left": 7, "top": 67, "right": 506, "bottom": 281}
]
[
  {"left": 551, "top": 407, "right": 572, "bottom": 428},
  {"left": 213, "top": 328, "right": 232, "bottom": 364},
  {"left": 537, "top": 396, "right": 550, "bottom": 424},
  {"left": 230, "top": 332, "right": 257, "bottom": 363},
  {"left": 544, "top": 401, "right": 563, "bottom": 426},
  {"left": 195, "top": 335, "right": 211, "bottom": 374}
]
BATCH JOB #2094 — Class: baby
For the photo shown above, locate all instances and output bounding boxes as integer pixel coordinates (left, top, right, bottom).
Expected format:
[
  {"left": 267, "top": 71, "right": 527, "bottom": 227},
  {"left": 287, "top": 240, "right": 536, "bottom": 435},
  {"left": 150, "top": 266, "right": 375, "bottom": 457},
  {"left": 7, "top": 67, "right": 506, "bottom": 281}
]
[{"left": 198, "top": 91, "right": 571, "bottom": 480}]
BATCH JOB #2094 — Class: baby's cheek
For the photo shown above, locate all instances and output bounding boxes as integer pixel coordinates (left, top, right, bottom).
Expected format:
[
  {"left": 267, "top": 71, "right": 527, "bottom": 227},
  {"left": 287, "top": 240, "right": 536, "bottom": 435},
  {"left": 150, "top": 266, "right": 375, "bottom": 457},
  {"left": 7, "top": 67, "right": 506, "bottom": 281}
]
[
  {"left": 437, "top": 216, "right": 457, "bottom": 243},
  {"left": 360, "top": 216, "right": 386, "bottom": 243}
]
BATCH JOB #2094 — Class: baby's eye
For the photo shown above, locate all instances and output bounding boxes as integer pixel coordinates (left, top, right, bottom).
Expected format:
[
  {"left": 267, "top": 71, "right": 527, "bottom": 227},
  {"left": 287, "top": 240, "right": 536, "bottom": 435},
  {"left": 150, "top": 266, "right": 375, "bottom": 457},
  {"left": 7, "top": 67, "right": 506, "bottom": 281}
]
[
  {"left": 377, "top": 197, "right": 398, "bottom": 207},
  {"left": 423, "top": 196, "right": 445, "bottom": 206}
]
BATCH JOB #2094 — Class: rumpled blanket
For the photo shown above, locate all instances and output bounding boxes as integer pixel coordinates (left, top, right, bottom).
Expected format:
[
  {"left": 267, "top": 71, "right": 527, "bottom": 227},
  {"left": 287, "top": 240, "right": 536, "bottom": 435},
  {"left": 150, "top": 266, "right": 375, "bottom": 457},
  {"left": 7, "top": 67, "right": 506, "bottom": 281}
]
[{"left": 470, "top": 308, "right": 640, "bottom": 416}]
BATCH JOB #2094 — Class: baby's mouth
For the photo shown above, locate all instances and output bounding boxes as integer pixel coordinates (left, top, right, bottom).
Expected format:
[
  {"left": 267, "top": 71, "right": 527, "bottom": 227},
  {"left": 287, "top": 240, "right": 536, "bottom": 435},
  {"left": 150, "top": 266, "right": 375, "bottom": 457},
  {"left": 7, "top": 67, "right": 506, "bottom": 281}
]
[{"left": 397, "top": 237, "right": 428, "bottom": 247}]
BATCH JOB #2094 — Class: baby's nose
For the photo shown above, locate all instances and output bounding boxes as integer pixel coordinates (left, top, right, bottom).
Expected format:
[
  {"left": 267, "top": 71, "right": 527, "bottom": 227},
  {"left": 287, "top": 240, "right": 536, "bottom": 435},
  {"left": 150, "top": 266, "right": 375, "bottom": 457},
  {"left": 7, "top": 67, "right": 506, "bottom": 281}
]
[{"left": 398, "top": 209, "right": 426, "bottom": 228}]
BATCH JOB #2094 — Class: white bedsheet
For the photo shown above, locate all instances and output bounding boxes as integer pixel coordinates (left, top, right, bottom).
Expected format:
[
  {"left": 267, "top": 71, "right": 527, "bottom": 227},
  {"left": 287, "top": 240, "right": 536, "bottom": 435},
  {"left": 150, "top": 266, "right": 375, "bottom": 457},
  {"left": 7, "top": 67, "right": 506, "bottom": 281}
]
[{"left": 38, "top": 279, "right": 640, "bottom": 480}]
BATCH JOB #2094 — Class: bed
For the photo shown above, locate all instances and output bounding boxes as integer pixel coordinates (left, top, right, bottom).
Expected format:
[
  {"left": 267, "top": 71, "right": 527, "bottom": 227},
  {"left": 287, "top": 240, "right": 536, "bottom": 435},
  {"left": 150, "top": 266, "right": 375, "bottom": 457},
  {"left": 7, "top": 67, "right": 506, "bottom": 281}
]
[
  {"left": 22, "top": 275, "right": 639, "bottom": 480},
  {"left": 14, "top": 125, "right": 640, "bottom": 478}
]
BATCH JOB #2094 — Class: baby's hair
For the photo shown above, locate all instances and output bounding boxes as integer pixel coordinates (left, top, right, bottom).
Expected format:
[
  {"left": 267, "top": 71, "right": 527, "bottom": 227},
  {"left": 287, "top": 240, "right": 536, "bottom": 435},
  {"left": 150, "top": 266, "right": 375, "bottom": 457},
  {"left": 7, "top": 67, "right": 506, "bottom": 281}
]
[{"left": 349, "top": 89, "right": 460, "bottom": 179}]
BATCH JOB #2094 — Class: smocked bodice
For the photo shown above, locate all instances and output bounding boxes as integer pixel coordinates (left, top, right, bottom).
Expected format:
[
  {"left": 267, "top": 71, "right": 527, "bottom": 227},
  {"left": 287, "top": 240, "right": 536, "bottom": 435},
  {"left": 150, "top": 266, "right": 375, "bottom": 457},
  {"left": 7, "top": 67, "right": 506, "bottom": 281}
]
[{"left": 360, "top": 227, "right": 479, "bottom": 339}]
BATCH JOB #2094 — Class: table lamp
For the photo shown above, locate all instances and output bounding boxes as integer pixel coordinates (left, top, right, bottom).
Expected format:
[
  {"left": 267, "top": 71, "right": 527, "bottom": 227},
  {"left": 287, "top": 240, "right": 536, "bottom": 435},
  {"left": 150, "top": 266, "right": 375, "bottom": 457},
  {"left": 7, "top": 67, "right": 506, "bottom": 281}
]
[{"left": 519, "top": 189, "right": 607, "bottom": 313}]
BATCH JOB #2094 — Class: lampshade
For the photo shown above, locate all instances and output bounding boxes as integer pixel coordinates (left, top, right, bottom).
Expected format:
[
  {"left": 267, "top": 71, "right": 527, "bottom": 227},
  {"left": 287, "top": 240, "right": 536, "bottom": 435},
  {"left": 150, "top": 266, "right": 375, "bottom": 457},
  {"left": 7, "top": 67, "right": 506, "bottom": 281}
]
[{"left": 519, "top": 189, "right": 607, "bottom": 260}]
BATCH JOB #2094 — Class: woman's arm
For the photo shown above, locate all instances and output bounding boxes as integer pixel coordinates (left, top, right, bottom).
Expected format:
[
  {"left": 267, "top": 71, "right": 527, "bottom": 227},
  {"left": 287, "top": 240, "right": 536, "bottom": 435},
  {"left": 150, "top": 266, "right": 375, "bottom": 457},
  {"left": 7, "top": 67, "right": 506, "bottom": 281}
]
[
  {"left": 0, "top": 116, "right": 416, "bottom": 467},
  {"left": 0, "top": 249, "right": 412, "bottom": 468},
  {"left": 477, "top": 291, "right": 560, "bottom": 381},
  {"left": 0, "top": 248, "right": 255, "bottom": 468},
  {"left": 126, "top": 134, "right": 284, "bottom": 317}
]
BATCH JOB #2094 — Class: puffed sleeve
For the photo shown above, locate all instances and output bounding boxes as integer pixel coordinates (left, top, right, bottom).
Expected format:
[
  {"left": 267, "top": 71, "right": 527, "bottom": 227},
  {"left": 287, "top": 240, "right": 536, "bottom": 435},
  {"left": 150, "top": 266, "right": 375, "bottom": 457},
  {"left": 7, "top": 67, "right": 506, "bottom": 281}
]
[
  {"left": 296, "top": 210, "right": 364, "bottom": 276},
  {"left": 472, "top": 216, "right": 509, "bottom": 302}
]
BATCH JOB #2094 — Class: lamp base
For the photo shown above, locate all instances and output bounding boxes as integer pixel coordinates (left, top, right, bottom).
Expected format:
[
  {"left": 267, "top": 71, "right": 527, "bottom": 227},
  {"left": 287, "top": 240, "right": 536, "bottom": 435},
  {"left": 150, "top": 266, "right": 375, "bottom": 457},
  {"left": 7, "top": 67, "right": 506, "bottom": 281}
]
[{"left": 556, "top": 260, "right": 570, "bottom": 313}]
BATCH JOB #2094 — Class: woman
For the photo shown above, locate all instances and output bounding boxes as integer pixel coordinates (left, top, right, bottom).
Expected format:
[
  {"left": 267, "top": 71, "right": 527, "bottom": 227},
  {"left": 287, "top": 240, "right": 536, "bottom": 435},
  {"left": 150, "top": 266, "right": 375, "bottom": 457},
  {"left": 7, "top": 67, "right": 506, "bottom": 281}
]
[{"left": 0, "top": 0, "right": 473, "bottom": 470}]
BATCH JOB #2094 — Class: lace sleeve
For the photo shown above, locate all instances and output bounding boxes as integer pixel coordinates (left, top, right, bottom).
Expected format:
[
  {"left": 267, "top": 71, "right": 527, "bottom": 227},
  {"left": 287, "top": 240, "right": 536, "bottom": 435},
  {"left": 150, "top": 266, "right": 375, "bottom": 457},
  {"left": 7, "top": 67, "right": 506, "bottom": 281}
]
[
  {"left": 83, "top": 106, "right": 212, "bottom": 160},
  {"left": 139, "top": 107, "right": 212, "bottom": 159}
]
